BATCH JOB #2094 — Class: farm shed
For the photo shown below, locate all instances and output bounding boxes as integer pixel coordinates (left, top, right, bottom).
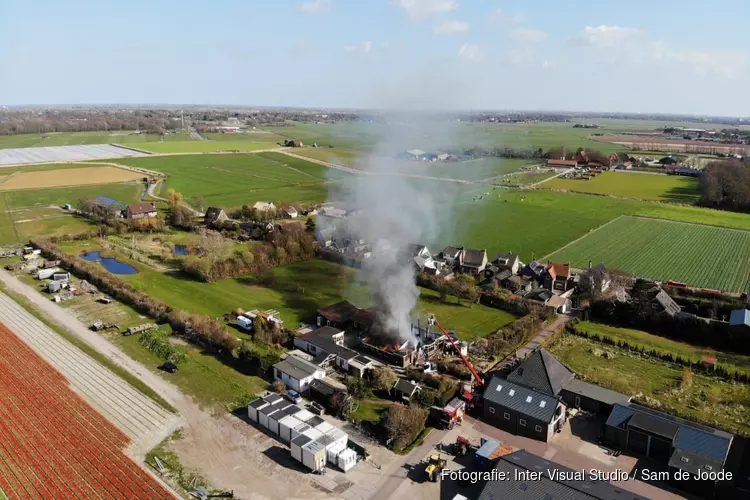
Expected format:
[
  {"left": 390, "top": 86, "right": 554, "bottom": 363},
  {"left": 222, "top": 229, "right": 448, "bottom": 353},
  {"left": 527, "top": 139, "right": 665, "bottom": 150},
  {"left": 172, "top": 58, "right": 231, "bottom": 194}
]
[
  {"left": 559, "top": 378, "right": 631, "bottom": 416},
  {"left": 604, "top": 403, "right": 733, "bottom": 497},
  {"left": 477, "top": 450, "right": 648, "bottom": 500}
]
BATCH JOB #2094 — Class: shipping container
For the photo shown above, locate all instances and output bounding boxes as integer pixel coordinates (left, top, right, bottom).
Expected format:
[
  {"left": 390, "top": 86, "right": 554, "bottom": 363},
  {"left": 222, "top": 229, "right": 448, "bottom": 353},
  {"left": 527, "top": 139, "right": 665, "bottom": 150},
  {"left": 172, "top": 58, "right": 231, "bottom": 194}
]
[
  {"left": 295, "top": 409, "right": 314, "bottom": 422},
  {"left": 306, "top": 415, "right": 325, "bottom": 428},
  {"left": 337, "top": 448, "right": 357, "bottom": 472},
  {"left": 248, "top": 398, "right": 270, "bottom": 422},
  {"left": 326, "top": 428, "right": 348, "bottom": 450},
  {"left": 278, "top": 416, "right": 302, "bottom": 443},
  {"left": 314, "top": 421, "right": 334, "bottom": 435},
  {"left": 264, "top": 393, "right": 285, "bottom": 406},
  {"left": 326, "top": 442, "right": 346, "bottom": 464},
  {"left": 302, "top": 428, "right": 323, "bottom": 443},
  {"left": 268, "top": 409, "right": 289, "bottom": 435},
  {"left": 302, "top": 439, "right": 327, "bottom": 471},
  {"left": 291, "top": 434, "right": 312, "bottom": 462},
  {"left": 259, "top": 406, "right": 280, "bottom": 429},
  {"left": 291, "top": 423, "right": 311, "bottom": 442},
  {"left": 52, "top": 272, "right": 70, "bottom": 281},
  {"left": 37, "top": 268, "right": 59, "bottom": 280}
]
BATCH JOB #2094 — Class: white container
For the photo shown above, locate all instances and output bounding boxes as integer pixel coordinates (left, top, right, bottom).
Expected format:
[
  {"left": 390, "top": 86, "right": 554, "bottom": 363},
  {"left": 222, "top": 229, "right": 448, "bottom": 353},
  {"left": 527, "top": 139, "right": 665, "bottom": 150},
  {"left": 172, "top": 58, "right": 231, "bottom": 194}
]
[
  {"left": 326, "top": 428, "right": 348, "bottom": 450},
  {"left": 302, "top": 439, "right": 327, "bottom": 471},
  {"left": 37, "top": 268, "right": 58, "bottom": 280},
  {"left": 264, "top": 393, "right": 285, "bottom": 407},
  {"left": 291, "top": 434, "right": 312, "bottom": 462},
  {"left": 259, "top": 406, "right": 280, "bottom": 429},
  {"left": 302, "top": 428, "right": 323, "bottom": 442},
  {"left": 279, "top": 416, "right": 302, "bottom": 443},
  {"left": 268, "top": 409, "right": 287, "bottom": 435},
  {"left": 295, "top": 409, "right": 314, "bottom": 422},
  {"left": 337, "top": 448, "right": 357, "bottom": 472},
  {"left": 247, "top": 398, "right": 269, "bottom": 423},
  {"left": 291, "top": 423, "right": 311, "bottom": 442},
  {"left": 314, "top": 421, "right": 334, "bottom": 435},
  {"left": 326, "top": 442, "right": 346, "bottom": 464},
  {"left": 237, "top": 315, "right": 252, "bottom": 330}
]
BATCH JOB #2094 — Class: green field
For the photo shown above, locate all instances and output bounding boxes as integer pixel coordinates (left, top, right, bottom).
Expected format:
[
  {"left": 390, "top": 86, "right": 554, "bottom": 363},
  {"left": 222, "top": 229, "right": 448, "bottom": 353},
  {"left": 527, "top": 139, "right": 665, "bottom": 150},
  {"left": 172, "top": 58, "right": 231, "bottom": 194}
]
[
  {"left": 202, "top": 131, "right": 285, "bottom": 143},
  {"left": 450, "top": 189, "right": 750, "bottom": 263},
  {"left": 573, "top": 322, "right": 750, "bottom": 375},
  {"left": 135, "top": 141, "right": 278, "bottom": 154},
  {"left": 0, "top": 131, "right": 193, "bottom": 149},
  {"left": 3, "top": 183, "right": 142, "bottom": 209},
  {"left": 287, "top": 147, "right": 365, "bottom": 168},
  {"left": 543, "top": 172, "right": 700, "bottom": 203},
  {"left": 547, "top": 216, "right": 750, "bottom": 291},
  {"left": 113, "top": 153, "right": 337, "bottom": 207},
  {"left": 550, "top": 334, "right": 750, "bottom": 435}
]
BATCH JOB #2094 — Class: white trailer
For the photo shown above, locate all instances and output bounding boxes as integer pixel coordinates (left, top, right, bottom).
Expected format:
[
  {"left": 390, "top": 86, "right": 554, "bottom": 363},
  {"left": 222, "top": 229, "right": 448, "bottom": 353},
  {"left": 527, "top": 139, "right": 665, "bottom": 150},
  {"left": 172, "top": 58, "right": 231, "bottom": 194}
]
[
  {"left": 259, "top": 406, "right": 280, "bottom": 429},
  {"left": 302, "top": 439, "right": 327, "bottom": 472},
  {"left": 291, "top": 434, "right": 312, "bottom": 462},
  {"left": 37, "top": 268, "right": 59, "bottom": 280},
  {"left": 337, "top": 448, "right": 357, "bottom": 472},
  {"left": 278, "top": 415, "right": 302, "bottom": 443},
  {"left": 237, "top": 315, "right": 253, "bottom": 330},
  {"left": 52, "top": 272, "right": 70, "bottom": 281},
  {"left": 291, "top": 423, "right": 311, "bottom": 442},
  {"left": 247, "top": 398, "right": 270, "bottom": 423}
]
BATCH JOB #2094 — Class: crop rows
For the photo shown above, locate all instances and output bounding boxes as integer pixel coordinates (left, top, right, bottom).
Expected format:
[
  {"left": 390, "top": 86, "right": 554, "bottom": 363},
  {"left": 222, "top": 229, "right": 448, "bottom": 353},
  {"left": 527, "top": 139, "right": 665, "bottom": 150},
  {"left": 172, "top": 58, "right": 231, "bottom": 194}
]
[
  {"left": 0, "top": 323, "right": 173, "bottom": 499},
  {"left": 548, "top": 216, "right": 750, "bottom": 292}
]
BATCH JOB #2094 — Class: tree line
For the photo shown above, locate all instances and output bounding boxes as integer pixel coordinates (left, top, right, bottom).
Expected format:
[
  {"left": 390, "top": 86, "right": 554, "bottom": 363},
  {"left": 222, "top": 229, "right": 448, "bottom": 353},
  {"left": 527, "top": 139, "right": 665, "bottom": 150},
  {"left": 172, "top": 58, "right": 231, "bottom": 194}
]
[{"left": 699, "top": 159, "right": 750, "bottom": 213}]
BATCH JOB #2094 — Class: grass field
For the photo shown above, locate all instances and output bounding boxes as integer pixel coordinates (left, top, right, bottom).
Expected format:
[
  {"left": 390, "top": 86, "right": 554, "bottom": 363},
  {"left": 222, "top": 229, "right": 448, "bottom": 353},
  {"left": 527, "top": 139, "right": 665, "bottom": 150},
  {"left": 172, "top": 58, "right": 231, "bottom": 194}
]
[
  {"left": 135, "top": 141, "right": 278, "bottom": 154},
  {"left": 113, "top": 153, "right": 336, "bottom": 207},
  {"left": 547, "top": 216, "right": 750, "bottom": 291},
  {"left": 286, "top": 147, "right": 364, "bottom": 168},
  {"left": 549, "top": 335, "right": 750, "bottom": 435},
  {"left": 543, "top": 172, "right": 700, "bottom": 203},
  {"left": 0, "top": 131, "right": 193, "bottom": 149},
  {"left": 572, "top": 322, "right": 750, "bottom": 376},
  {"left": 451, "top": 189, "right": 750, "bottom": 263},
  {"left": 0, "top": 166, "right": 143, "bottom": 191},
  {"left": 3, "top": 182, "right": 142, "bottom": 209},
  {"left": 202, "top": 131, "right": 285, "bottom": 143}
]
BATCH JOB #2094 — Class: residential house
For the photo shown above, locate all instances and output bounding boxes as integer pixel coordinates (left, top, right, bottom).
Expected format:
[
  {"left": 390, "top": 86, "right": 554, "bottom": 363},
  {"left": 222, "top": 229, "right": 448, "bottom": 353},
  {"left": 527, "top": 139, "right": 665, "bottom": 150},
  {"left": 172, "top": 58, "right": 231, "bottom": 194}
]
[
  {"left": 659, "top": 156, "right": 679, "bottom": 166},
  {"left": 477, "top": 450, "right": 648, "bottom": 500},
  {"left": 273, "top": 355, "right": 326, "bottom": 392},
  {"left": 406, "top": 244, "right": 431, "bottom": 260},
  {"left": 503, "top": 274, "right": 534, "bottom": 293},
  {"left": 542, "top": 262, "right": 575, "bottom": 293},
  {"left": 125, "top": 202, "right": 157, "bottom": 219},
  {"left": 316, "top": 227, "right": 335, "bottom": 248},
  {"left": 441, "top": 246, "right": 464, "bottom": 269},
  {"left": 580, "top": 263, "right": 612, "bottom": 294},
  {"left": 605, "top": 403, "right": 734, "bottom": 499},
  {"left": 493, "top": 253, "right": 521, "bottom": 274},
  {"left": 317, "top": 301, "right": 374, "bottom": 331},
  {"left": 519, "top": 261, "right": 546, "bottom": 282},
  {"left": 204, "top": 207, "right": 229, "bottom": 227},
  {"left": 404, "top": 149, "right": 427, "bottom": 160},
  {"left": 253, "top": 201, "right": 276, "bottom": 212},
  {"left": 392, "top": 379, "right": 421, "bottom": 402},
  {"left": 459, "top": 248, "right": 488, "bottom": 275},
  {"left": 293, "top": 326, "right": 360, "bottom": 372}
]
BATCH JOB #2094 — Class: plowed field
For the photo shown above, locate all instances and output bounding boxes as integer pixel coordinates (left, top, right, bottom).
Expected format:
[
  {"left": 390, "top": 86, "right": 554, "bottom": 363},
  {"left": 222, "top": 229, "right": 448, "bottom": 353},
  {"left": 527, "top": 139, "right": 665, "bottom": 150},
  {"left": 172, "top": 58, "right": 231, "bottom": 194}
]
[
  {"left": 0, "top": 322, "right": 174, "bottom": 499},
  {"left": 0, "top": 166, "right": 143, "bottom": 191}
]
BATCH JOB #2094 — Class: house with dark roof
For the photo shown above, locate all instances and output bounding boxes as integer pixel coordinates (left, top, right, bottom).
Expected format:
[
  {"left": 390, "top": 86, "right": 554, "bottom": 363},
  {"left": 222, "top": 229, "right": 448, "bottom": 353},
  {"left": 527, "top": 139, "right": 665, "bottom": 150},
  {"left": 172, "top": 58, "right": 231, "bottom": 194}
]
[
  {"left": 478, "top": 449, "right": 648, "bottom": 500},
  {"left": 317, "top": 301, "right": 372, "bottom": 330},
  {"left": 605, "top": 403, "right": 733, "bottom": 498},
  {"left": 580, "top": 263, "right": 612, "bottom": 294},
  {"left": 204, "top": 207, "right": 229, "bottom": 227},
  {"left": 519, "top": 261, "right": 546, "bottom": 282},
  {"left": 506, "top": 349, "right": 574, "bottom": 396},
  {"left": 273, "top": 355, "right": 326, "bottom": 392},
  {"left": 293, "top": 326, "right": 361, "bottom": 373},
  {"left": 441, "top": 246, "right": 464, "bottom": 269},
  {"left": 542, "top": 262, "right": 575, "bottom": 293},
  {"left": 482, "top": 375, "right": 567, "bottom": 441},
  {"left": 125, "top": 202, "right": 157, "bottom": 219},
  {"left": 392, "top": 379, "right": 421, "bottom": 402},
  {"left": 459, "top": 248, "right": 488, "bottom": 275}
]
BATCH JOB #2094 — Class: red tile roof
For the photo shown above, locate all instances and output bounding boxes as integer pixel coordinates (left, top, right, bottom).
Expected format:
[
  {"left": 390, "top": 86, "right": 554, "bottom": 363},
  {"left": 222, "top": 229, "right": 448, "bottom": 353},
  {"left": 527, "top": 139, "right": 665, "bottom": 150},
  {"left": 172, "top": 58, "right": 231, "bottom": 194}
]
[
  {"left": 547, "top": 262, "right": 570, "bottom": 279},
  {"left": 126, "top": 202, "right": 156, "bottom": 215}
]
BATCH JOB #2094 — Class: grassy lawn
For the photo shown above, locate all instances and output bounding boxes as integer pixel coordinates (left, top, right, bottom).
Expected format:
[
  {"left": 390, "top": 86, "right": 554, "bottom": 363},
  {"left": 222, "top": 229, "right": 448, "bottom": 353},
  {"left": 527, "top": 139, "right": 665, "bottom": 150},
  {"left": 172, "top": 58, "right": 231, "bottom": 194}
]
[
  {"left": 203, "top": 131, "right": 285, "bottom": 143},
  {"left": 543, "top": 171, "right": 700, "bottom": 203},
  {"left": 352, "top": 399, "right": 392, "bottom": 423},
  {"left": 451, "top": 189, "right": 750, "bottom": 263},
  {"left": 413, "top": 288, "right": 517, "bottom": 341},
  {"left": 135, "top": 141, "right": 278, "bottom": 154},
  {"left": 0, "top": 131, "right": 193, "bottom": 149},
  {"left": 573, "top": 322, "right": 750, "bottom": 376},
  {"left": 549, "top": 335, "right": 750, "bottom": 435},
  {"left": 112, "top": 153, "right": 336, "bottom": 207},
  {"left": 547, "top": 216, "right": 750, "bottom": 291},
  {"left": 3, "top": 182, "right": 143, "bottom": 209}
]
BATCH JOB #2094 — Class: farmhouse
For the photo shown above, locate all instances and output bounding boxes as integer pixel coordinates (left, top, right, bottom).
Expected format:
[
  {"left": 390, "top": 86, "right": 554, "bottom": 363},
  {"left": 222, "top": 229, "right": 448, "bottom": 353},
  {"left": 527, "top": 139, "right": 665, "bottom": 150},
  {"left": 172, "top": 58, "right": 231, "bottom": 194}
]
[
  {"left": 93, "top": 195, "right": 126, "bottom": 214},
  {"left": 253, "top": 201, "right": 276, "bottom": 212},
  {"left": 478, "top": 450, "right": 648, "bottom": 500},
  {"left": 459, "top": 248, "right": 488, "bottom": 275},
  {"left": 605, "top": 403, "right": 734, "bottom": 498},
  {"left": 273, "top": 354, "right": 326, "bottom": 392},
  {"left": 125, "top": 202, "right": 157, "bottom": 219},
  {"left": 204, "top": 207, "right": 229, "bottom": 226}
]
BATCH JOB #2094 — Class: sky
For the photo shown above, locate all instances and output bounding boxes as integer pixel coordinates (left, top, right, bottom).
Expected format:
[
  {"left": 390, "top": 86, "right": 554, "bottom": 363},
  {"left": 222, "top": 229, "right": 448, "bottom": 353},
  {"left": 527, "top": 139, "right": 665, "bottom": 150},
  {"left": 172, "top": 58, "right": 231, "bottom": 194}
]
[{"left": 1, "top": 0, "right": 749, "bottom": 116}]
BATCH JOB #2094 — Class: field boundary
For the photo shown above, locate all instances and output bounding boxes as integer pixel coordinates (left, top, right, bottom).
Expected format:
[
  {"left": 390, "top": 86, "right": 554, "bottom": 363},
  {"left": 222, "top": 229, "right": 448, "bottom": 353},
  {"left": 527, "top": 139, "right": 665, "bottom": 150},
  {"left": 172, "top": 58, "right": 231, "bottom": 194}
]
[
  {"left": 631, "top": 214, "right": 750, "bottom": 233},
  {"left": 540, "top": 215, "right": 625, "bottom": 261}
]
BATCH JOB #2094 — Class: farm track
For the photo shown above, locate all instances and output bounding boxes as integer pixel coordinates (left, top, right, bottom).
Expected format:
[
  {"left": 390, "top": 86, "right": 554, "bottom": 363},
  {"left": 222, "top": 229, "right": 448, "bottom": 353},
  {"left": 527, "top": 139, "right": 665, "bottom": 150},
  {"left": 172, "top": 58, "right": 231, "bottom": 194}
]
[
  {"left": 0, "top": 322, "right": 176, "bottom": 499},
  {"left": 0, "top": 292, "right": 180, "bottom": 455}
]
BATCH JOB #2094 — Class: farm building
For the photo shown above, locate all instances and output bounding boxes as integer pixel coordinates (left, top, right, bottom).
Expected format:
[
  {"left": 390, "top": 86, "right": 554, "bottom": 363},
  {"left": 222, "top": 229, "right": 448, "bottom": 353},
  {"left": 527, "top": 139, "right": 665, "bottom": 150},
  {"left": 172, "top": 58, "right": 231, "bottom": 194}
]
[
  {"left": 204, "top": 207, "right": 229, "bottom": 226},
  {"left": 477, "top": 450, "right": 648, "bottom": 500},
  {"left": 125, "top": 202, "right": 157, "bottom": 219},
  {"left": 272, "top": 355, "right": 325, "bottom": 393},
  {"left": 546, "top": 159, "right": 578, "bottom": 167},
  {"left": 253, "top": 201, "right": 276, "bottom": 212},
  {"left": 94, "top": 196, "right": 126, "bottom": 213},
  {"left": 605, "top": 403, "right": 734, "bottom": 498},
  {"left": 293, "top": 326, "right": 360, "bottom": 372}
]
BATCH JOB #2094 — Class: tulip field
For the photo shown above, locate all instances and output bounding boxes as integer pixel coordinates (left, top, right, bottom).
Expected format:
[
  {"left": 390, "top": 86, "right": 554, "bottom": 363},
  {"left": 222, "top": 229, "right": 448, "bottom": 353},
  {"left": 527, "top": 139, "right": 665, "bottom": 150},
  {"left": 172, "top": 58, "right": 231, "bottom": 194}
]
[{"left": 0, "top": 323, "right": 174, "bottom": 498}]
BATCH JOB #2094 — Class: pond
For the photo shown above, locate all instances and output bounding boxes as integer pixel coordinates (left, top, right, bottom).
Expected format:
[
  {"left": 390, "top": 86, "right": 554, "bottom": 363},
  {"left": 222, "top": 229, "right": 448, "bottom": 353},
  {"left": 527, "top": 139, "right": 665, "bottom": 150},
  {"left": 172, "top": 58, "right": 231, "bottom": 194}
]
[
  {"left": 173, "top": 244, "right": 188, "bottom": 256},
  {"left": 80, "top": 251, "right": 137, "bottom": 275}
]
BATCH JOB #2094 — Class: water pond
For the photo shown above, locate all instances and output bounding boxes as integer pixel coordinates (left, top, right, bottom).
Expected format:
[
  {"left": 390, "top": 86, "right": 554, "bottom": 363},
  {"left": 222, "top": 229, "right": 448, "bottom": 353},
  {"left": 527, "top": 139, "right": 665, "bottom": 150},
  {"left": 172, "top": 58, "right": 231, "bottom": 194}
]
[{"left": 80, "top": 251, "right": 137, "bottom": 275}]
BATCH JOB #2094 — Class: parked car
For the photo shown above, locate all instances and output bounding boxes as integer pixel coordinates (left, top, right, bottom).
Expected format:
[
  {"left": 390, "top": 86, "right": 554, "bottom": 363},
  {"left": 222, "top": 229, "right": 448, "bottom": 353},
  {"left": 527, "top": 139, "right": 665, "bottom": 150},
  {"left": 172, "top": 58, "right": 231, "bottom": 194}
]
[
  {"left": 159, "top": 361, "right": 178, "bottom": 373},
  {"left": 422, "top": 362, "right": 437, "bottom": 374},
  {"left": 286, "top": 390, "right": 302, "bottom": 404}
]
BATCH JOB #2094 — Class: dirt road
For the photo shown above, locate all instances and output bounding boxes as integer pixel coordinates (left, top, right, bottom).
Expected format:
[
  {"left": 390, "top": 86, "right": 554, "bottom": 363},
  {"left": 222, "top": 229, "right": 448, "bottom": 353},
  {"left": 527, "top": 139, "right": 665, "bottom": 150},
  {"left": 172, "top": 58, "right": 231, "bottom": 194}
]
[{"left": 0, "top": 269, "right": 337, "bottom": 500}]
